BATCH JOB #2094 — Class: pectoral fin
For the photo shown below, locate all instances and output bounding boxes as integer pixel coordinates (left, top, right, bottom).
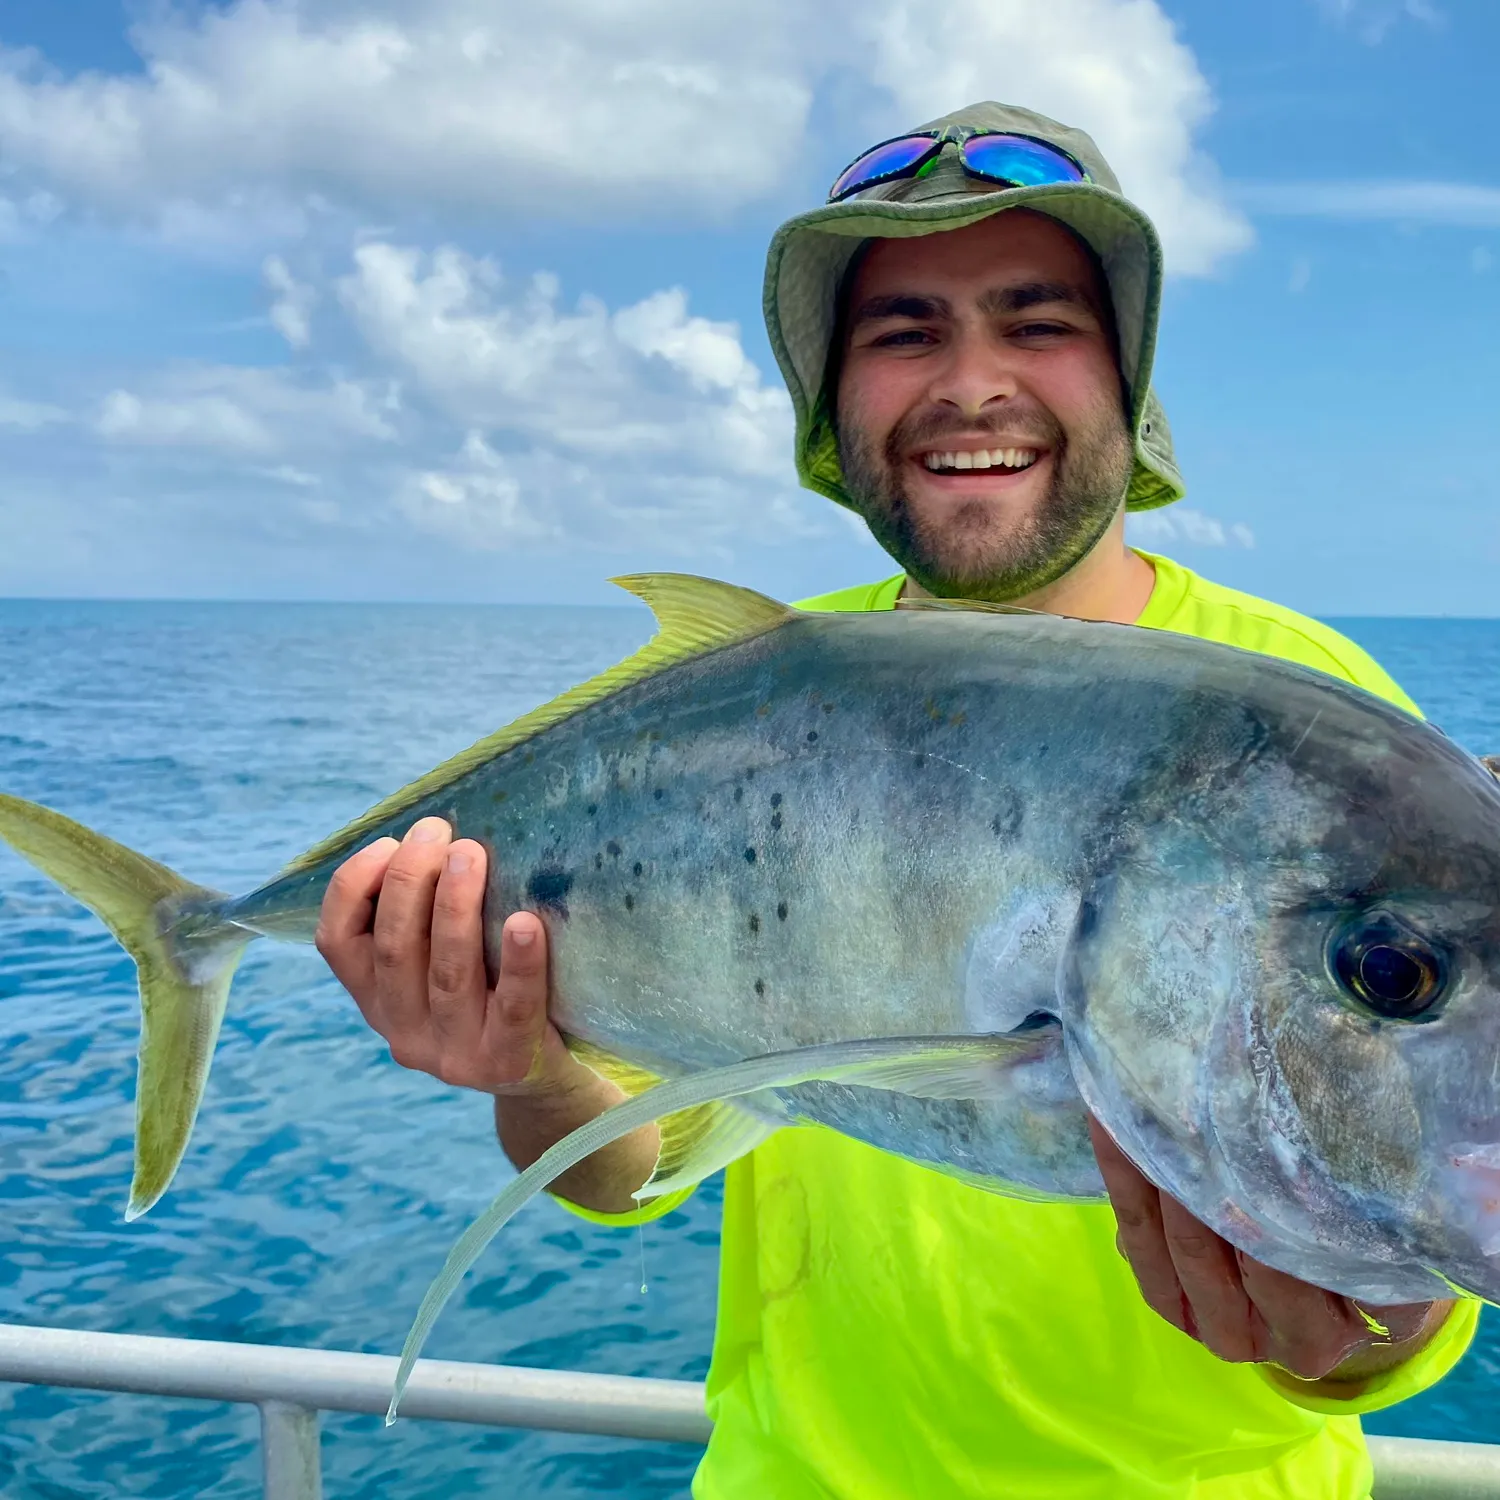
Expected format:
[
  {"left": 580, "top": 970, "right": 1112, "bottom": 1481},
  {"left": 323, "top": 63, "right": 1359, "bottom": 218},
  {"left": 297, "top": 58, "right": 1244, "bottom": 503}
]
[
  {"left": 389, "top": 1032, "right": 1045, "bottom": 1421},
  {"left": 566, "top": 1036, "right": 784, "bottom": 1200}
]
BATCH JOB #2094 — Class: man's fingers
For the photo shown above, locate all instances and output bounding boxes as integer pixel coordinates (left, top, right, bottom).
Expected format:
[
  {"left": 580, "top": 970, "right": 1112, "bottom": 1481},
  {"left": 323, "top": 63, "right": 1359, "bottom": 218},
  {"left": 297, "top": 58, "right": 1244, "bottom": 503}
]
[
  {"left": 1236, "top": 1252, "right": 1367, "bottom": 1379},
  {"left": 483, "top": 911, "right": 557, "bottom": 1091},
  {"left": 1157, "top": 1192, "right": 1259, "bottom": 1363},
  {"left": 369, "top": 817, "right": 452, "bottom": 1041},
  {"left": 315, "top": 836, "right": 400, "bottom": 1006},
  {"left": 427, "top": 839, "right": 489, "bottom": 1049},
  {"left": 1089, "top": 1117, "right": 1191, "bottom": 1336}
]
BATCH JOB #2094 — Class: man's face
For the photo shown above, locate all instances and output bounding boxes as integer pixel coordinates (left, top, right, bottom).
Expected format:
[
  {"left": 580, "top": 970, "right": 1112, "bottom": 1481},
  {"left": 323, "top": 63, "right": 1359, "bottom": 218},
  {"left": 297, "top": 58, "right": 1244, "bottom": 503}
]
[{"left": 836, "top": 209, "right": 1134, "bottom": 601}]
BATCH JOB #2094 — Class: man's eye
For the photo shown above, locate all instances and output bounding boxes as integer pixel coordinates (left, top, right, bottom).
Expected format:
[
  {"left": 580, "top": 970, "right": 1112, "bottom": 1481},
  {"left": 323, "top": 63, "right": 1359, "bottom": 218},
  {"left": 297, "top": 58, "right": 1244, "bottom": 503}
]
[
  {"left": 1013, "top": 322, "right": 1071, "bottom": 339},
  {"left": 873, "top": 328, "right": 935, "bottom": 347}
]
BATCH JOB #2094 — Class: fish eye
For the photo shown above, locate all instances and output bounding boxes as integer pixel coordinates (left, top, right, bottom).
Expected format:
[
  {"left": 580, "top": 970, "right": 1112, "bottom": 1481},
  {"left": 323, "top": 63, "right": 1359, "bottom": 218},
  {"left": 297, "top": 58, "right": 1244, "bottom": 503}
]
[{"left": 1329, "top": 912, "right": 1448, "bottom": 1022}]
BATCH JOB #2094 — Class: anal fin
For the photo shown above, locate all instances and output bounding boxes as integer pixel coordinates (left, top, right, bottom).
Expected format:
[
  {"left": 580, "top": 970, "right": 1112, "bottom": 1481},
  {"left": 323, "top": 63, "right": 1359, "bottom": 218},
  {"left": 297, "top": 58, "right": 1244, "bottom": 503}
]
[{"left": 636, "top": 1097, "right": 781, "bottom": 1201}]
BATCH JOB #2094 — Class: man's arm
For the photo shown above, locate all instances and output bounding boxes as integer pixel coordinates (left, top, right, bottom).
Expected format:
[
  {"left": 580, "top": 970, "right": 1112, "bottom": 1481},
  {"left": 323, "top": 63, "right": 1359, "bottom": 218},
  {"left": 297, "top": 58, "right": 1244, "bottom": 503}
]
[
  {"left": 1088, "top": 1118, "right": 1454, "bottom": 1385},
  {"left": 315, "top": 816, "right": 658, "bottom": 1214}
]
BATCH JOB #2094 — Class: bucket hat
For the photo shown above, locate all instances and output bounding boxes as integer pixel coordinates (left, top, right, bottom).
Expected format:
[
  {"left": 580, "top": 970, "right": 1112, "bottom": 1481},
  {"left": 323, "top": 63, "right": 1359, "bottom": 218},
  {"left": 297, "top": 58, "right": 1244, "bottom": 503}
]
[{"left": 763, "top": 101, "right": 1184, "bottom": 514}]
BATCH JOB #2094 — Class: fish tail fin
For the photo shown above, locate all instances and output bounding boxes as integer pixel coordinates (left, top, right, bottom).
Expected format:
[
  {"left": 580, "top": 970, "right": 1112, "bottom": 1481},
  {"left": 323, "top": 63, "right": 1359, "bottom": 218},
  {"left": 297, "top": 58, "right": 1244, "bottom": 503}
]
[{"left": 0, "top": 793, "right": 251, "bottom": 1219}]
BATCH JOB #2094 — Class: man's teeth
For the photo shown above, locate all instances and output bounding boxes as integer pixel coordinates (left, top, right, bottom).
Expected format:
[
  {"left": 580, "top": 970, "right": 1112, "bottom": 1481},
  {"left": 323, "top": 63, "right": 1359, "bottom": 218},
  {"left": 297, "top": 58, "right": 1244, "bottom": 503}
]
[{"left": 922, "top": 448, "right": 1040, "bottom": 473}]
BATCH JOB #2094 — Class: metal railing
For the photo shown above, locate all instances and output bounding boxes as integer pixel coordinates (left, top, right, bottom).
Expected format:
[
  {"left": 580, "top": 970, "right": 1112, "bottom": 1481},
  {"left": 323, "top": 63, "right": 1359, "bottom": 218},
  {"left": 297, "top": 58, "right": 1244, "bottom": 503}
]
[{"left": 0, "top": 1321, "right": 1495, "bottom": 1499}]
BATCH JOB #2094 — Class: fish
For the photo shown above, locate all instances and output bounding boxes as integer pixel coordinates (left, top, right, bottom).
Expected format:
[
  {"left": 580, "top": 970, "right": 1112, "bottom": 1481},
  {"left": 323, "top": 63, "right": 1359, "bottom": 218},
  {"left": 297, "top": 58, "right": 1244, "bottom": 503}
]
[{"left": 3, "top": 573, "right": 1500, "bottom": 1420}]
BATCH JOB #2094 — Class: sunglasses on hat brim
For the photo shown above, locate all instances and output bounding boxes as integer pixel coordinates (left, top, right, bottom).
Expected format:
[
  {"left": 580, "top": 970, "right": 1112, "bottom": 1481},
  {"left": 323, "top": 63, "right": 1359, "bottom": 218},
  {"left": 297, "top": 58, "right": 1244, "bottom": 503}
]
[{"left": 827, "top": 129, "right": 1090, "bottom": 205}]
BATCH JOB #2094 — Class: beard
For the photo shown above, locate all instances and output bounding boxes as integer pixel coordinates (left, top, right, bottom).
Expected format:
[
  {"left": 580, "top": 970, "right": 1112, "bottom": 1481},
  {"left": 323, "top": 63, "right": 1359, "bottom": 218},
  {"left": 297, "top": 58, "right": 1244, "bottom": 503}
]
[{"left": 836, "top": 397, "right": 1135, "bottom": 603}]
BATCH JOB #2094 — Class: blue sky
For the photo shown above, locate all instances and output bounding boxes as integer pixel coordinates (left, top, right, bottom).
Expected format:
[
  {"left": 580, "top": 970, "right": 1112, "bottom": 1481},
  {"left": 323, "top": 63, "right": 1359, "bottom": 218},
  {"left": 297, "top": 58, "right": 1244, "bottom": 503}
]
[{"left": 0, "top": 0, "right": 1497, "bottom": 613}]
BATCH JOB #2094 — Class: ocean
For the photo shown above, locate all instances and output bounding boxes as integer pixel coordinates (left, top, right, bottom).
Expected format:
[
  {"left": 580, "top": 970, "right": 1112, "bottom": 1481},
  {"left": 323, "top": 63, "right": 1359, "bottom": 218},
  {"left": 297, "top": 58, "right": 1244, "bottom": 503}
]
[{"left": 0, "top": 599, "right": 1495, "bottom": 1498}]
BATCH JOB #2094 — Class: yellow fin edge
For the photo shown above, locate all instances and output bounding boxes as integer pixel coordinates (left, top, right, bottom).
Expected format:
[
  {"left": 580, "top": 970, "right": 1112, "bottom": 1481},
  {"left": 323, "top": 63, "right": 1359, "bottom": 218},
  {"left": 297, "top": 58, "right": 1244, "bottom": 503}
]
[
  {"left": 281, "top": 574, "right": 794, "bottom": 877},
  {"left": 567, "top": 1036, "right": 717, "bottom": 1187}
]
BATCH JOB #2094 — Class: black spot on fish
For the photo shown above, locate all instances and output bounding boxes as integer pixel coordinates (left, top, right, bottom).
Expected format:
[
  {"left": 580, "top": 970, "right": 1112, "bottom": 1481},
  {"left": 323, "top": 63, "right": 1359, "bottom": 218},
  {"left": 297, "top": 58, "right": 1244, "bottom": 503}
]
[
  {"left": 770, "top": 812, "right": 782, "bottom": 831},
  {"left": 586, "top": 803, "right": 598, "bottom": 817},
  {"left": 734, "top": 786, "right": 744, "bottom": 804},
  {"left": 806, "top": 731, "right": 819, "bottom": 744},
  {"left": 606, "top": 840, "right": 622, "bottom": 859},
  {"left": 624, "top": 892, "right": 635, "bottom": 912},
  {"left": 654, "top": 788, "right": 664, "bottom": 801},
  {"left": 989, "top": 792, "right": 1024, "bottom": 841},
  {"left": 770, "top": 793, "right": 783, "bottom": 808},
  {"left": 595, "top": 852, "right": 603, "bottom": 870},
  {"left": 1077, "top": 898, "right": 1099, "bottom": 940},
  {"left": 632, "top": 861, "right": 643, "bottom": 878},
  {"left": 822, "top": 702, "right": 835, "bottom": 714},
  {"left": 777, "top": 901, "right": 788, "bottom": 921},
  {"left": 744, "top": 847, "right": 757, "bottom": 864},
  {"left": 749, "top": 913, "right": 760, "bottom": 934},
  {"left": 913, "top": 753, "right": 926, "bottom": 770},
  {"left": 526, "top": 866, "right": 574, "bottom": 921},
  {"left": 754, "top": 979, "right": 766, "bottom": 997}
]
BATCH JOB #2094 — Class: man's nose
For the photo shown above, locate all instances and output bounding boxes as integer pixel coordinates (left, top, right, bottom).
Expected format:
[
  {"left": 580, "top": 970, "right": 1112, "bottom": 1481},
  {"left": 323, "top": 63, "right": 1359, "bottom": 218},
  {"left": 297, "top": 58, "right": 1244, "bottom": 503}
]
[{"left": 925, "top": 330, "right": 1018, "bottom": 418}]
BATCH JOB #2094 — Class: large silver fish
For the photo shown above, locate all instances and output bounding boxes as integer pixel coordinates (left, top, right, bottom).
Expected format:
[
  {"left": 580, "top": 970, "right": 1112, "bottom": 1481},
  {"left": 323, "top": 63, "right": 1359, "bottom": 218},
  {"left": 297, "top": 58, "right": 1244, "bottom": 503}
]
[{"left": 3, "top": 574, "right": 1499, "bottom": 1416}]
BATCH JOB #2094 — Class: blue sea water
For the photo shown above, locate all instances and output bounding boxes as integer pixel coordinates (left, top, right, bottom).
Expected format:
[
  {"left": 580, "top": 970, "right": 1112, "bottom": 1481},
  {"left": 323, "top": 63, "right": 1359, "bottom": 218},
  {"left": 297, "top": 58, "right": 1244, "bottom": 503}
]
[{"left": 0, "top": 600, "right": 1496, "bottom": 1498}]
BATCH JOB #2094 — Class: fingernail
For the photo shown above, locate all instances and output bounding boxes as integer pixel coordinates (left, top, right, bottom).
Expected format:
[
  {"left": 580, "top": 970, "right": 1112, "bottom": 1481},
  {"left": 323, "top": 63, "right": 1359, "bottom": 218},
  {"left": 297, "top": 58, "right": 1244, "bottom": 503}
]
[
  {"left": 508, "top": 920, "right": 536, "bottom": 947},
  {"left": 446, "top": 848, "right": 472, "bottom": 876},
  {"left": 406, "top": 817, "right": 448, "bottom": 844}
]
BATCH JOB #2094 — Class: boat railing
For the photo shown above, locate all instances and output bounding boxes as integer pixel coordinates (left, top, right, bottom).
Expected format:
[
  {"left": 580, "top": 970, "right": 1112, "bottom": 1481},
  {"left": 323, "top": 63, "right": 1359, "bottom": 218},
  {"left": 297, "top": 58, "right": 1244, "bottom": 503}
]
[{"left": 0, "top": 1321, "right": 1494, "bottom": 1499}]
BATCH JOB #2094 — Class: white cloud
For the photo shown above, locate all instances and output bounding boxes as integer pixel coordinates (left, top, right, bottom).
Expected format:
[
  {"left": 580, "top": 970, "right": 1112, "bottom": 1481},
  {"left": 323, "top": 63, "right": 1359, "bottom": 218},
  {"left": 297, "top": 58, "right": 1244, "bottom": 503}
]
[
  {"left": 264, "top": 255, "right": 317, "bottom": 348},
  {"left": 338, "top": 241, "right": 794, "bottom": 484},
  {"left": 337, "top": 240, "right": 821, "bottom": 551},
  {"left": 0, "top": 0, "right": 1245, "bottom": 274},
  {"left": 39, "top": 240, "right": 813, "bottom": 559},
  {"left": 0, "top": 0, "right": 813, "bottom": 225},
  {"left": 398, "top": 431, "right": 555, "bottom": 547},
  {"left": 0, "top": 395, "right": 68, "bottom": 430},
  {"left": 95, "top": 368, "right": 398, "bottom": 454},
  {"left": 97, "top": 389, "right": 274, "bottom": 451},
  {"left": 257, "top": 463, "right": 321, "bottom": 486},
  {"left": 1242, "top": 180, "right": 1500, "bottom": 227},
  {"left": 1313, "top": 0, "right": 1441, "bottom": 44},
  {"left": 859, "top": 0, "right": 1250, "bottom": 274},
  {"left": 1128, "top": 507, "right": 1254, "bottom": 549}
]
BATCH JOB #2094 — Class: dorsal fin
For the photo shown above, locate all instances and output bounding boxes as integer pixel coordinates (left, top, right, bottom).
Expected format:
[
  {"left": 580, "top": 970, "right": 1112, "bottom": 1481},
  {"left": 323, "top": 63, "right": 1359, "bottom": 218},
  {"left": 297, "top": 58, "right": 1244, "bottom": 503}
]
[
  {"left": 282, "top": 575, "right": 794, "bottom": 875},
  {"left": 894, "top": 596, "right": 1047, "bottom": 617}
]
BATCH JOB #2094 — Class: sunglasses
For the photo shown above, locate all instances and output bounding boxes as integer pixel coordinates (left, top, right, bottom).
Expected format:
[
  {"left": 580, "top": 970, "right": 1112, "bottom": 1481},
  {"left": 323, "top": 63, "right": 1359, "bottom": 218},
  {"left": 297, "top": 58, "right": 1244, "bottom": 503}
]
[{"left": 827, "top": 128, "right": 1090, "bottom": 204}]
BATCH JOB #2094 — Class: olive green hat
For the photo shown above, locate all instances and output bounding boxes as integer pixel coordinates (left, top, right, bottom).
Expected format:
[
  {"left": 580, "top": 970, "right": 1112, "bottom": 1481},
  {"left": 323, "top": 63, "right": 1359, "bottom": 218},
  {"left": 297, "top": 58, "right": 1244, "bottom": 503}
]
[{"left": 762, "top": 100, "right": 1184, "bottom": 513}]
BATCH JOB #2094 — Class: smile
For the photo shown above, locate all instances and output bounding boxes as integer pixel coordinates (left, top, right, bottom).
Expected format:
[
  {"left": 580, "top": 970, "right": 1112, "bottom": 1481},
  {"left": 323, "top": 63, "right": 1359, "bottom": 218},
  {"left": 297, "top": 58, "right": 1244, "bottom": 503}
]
[{"left": 920, "top": 447, "right": 1041, "bottom": 474}]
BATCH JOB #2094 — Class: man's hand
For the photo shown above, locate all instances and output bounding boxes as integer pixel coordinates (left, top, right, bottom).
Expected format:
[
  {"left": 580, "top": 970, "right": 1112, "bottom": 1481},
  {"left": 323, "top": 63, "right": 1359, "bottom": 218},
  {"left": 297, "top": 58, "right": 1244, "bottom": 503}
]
[
  {"left": 1089, "top": 1117, "right": 1452, "bottom": 1385},
  {"left": 316, "top": 817, "right": 658, "bottom": 1213}
]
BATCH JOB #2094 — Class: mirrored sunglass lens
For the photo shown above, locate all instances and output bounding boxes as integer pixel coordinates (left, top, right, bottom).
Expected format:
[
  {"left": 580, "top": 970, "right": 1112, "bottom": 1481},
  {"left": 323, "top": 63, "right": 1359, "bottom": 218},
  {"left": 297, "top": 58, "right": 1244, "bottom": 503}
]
[
  {"left": 829, "top": 137, "right": 937, "bottom": 200},
  {"left": 961, "top": 135, "right": 1086, "bottom": 187}
]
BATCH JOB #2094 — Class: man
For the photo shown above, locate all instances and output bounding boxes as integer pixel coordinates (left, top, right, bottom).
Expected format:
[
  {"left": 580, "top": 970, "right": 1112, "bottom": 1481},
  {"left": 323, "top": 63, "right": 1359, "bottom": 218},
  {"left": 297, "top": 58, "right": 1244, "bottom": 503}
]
[{"left": 318, "top": 104, "right": 1478, "bottom": 1496}]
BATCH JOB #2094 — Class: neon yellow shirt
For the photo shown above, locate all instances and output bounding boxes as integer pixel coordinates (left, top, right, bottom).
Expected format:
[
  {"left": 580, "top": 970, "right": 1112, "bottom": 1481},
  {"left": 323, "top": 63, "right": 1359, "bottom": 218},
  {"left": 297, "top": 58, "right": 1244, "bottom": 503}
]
[{"left": 572, "top": 552, "right": 1480, "bottom": 1499}]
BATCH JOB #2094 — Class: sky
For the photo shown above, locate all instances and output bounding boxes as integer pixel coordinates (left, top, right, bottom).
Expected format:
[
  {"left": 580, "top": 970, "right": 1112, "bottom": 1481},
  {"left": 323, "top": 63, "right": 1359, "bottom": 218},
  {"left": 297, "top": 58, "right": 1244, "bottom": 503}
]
[{"left": 0, "top": 0, "right": 1497, "bottom": 614}]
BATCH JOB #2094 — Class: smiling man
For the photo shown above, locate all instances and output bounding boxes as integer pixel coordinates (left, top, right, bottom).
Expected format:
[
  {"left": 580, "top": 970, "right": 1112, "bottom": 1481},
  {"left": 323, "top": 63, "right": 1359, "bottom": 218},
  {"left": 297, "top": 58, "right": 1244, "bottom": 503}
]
[{"left": 318, "top": 103, "right": 1479, "bottom": 1497}]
